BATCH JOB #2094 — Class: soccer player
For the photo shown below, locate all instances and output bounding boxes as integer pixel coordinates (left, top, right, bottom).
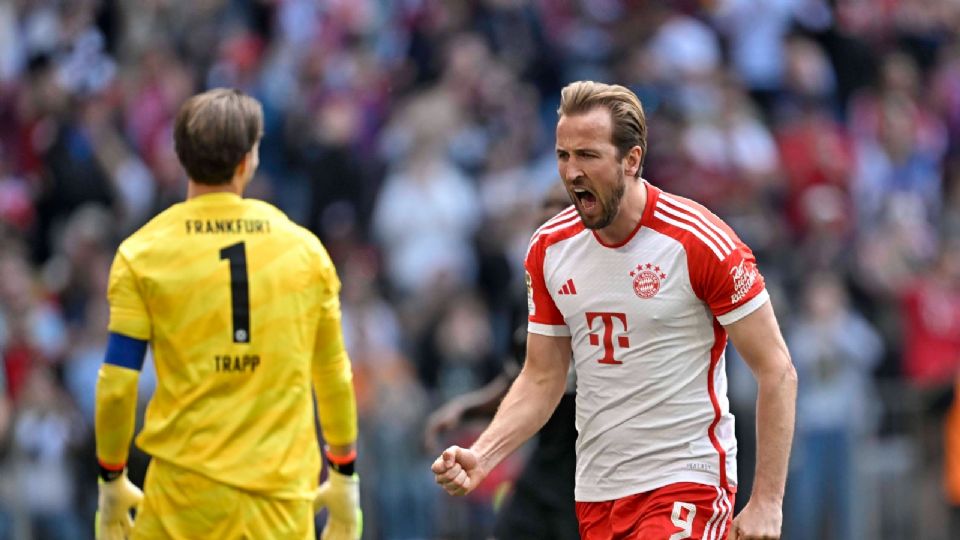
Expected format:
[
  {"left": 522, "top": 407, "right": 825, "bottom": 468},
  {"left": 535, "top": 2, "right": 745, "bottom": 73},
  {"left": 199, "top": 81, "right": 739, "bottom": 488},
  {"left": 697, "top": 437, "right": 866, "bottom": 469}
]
[
  {"left": 432, "top": 81, "right": 797, "bottom": 540},
  {"left": 94, "top": 88, "right": 360, "bottom": 540},
  {"left": 424, "top": 184, "right": 579, "bottom": 540}
]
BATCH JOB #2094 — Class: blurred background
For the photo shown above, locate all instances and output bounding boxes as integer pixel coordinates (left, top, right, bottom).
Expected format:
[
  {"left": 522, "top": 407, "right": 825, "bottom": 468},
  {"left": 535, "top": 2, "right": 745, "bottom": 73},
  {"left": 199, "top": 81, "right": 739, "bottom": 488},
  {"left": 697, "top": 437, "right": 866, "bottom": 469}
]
[{"left": 0, "top": 0, "right": 959, "bottom": 538}]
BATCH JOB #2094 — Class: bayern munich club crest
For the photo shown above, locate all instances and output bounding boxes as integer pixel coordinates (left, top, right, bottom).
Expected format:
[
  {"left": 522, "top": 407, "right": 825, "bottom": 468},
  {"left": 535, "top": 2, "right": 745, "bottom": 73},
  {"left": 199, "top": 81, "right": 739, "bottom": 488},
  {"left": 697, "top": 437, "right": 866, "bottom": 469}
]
[{"left": 630, "top": 263, "right": 667, "bottom": 299}]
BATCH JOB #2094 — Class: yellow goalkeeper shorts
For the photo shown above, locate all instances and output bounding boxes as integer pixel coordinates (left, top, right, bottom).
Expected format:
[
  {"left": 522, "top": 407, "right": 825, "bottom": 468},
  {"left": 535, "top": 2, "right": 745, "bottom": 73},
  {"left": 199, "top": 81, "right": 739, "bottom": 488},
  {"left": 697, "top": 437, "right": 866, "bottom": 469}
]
[{"left": 132, "top": 458, "right": 314, "bottom": 540}]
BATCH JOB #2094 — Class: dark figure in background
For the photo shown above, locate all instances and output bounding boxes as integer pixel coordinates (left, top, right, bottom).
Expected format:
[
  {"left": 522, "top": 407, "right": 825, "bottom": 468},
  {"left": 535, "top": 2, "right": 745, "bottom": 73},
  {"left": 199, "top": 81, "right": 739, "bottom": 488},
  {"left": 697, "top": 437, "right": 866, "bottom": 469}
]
[{"left": 424, "top": 185, "right": 578, "bottom": 540}]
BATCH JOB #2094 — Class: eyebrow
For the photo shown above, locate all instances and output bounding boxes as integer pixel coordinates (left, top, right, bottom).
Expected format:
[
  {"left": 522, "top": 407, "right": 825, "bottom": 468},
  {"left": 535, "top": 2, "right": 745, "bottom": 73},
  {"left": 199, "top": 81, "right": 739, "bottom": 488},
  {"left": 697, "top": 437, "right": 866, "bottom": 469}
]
[{"left": 556, "top": 147, "right": 600, "bottom": 153}]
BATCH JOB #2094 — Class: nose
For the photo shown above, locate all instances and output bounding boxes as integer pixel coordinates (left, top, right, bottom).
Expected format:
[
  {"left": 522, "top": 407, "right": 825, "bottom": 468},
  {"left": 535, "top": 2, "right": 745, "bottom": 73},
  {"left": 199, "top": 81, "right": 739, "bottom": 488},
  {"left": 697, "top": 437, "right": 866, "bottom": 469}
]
[{"left": 561, "top": 157, "right": 583, "bottom": 183}]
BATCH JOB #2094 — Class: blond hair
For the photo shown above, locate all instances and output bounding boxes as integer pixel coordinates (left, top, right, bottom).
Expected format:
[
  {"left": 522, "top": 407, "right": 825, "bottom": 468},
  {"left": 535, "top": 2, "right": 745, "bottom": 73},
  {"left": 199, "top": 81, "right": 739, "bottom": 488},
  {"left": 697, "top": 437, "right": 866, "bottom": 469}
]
[{"left": 557, "top": 81, "right": 647, "bottom": 177}]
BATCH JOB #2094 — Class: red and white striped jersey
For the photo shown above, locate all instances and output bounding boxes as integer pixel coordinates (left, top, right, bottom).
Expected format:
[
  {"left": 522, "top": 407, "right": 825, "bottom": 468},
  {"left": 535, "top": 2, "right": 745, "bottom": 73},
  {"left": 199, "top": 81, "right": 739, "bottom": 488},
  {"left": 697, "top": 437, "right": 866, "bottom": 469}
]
[{"left": 524, "top": 181, "right": 768, "bottom": 502}]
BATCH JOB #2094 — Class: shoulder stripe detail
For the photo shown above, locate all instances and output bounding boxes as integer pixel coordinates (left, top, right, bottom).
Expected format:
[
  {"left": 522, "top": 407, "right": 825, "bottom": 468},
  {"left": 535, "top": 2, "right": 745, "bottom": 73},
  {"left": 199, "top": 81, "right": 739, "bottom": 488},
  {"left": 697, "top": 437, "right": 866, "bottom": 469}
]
[
  {"left": 659, "top": 194, "right": 736, "bottom": 252},
  {"left": 653, "top": 210, "right": 726, "bottom": 260},
  {"left": 526, "top": 210, "right": 581, "bottom": 256},
  {"left": 655, "top": 201, "right": 731, "bottom": 258},
  {"left": 535, "top": 214, "right": 579, "bottom": 238},
  {"left": 533, "top": 206, "right": 577, "bottom": 237}
]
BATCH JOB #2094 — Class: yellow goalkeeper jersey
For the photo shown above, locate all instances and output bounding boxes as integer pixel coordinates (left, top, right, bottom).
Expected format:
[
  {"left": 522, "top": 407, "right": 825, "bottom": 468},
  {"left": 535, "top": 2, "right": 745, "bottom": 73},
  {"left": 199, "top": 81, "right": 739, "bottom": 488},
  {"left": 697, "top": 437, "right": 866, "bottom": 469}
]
[{"left": 107, "top": 192, "right": 342, "bottom": 498}]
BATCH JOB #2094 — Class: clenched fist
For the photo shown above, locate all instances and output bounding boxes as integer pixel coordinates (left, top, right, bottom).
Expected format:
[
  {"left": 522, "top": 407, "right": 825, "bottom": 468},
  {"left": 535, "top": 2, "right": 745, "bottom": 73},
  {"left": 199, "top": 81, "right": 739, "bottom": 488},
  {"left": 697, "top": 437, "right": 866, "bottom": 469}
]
[{"left": 431, "top": 446, "right": 487, "bottom": 496}]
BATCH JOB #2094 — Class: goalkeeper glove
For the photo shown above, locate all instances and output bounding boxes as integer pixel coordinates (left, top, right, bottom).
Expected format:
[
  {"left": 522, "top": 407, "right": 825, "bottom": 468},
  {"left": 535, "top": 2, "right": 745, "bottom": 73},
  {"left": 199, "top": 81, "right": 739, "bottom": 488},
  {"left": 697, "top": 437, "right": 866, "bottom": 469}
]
[
  {"left": 314, "top": 470, "right": 362, "bottom": 540},
  {"left": 96, "top": 471, "right": 143, "bottom": 540}
]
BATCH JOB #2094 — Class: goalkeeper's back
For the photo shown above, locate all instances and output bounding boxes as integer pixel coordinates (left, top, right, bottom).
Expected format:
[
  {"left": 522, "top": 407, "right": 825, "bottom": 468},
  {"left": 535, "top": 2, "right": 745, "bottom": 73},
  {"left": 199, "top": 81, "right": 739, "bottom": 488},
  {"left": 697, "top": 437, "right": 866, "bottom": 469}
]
[
  {"left": 96, "top": 88, "right": 359, "bottom": 540},
  {"left": 108, "top": 192, "right": 340, "bottom": 498}
]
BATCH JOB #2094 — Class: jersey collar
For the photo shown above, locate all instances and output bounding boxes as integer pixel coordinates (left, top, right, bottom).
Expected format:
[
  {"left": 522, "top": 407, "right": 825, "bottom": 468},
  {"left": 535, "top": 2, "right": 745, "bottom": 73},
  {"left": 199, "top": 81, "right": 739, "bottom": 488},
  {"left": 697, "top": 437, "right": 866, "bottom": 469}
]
[
  {"left": 186, "top": 192, "right": 243, "bottom": 205},
  {"left": 592, "top": 180, "right": 659, "bottom": 248}
]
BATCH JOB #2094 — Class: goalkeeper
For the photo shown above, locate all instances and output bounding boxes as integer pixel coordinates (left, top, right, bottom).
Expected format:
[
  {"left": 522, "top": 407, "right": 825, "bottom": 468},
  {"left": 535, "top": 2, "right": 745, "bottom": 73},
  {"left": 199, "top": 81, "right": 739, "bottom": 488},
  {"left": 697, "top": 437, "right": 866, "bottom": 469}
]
[{"left": 95, "top": 88, "right": 360, "bottom": 540}]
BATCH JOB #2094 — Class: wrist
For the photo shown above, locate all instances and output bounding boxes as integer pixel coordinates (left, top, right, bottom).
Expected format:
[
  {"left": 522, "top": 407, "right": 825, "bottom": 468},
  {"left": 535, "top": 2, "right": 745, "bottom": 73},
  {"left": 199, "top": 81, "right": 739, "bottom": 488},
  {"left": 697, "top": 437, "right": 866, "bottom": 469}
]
[
  {"left": 98, "top": 460, "right": 126, "bottom": 482},
  {"left": 325, "top": 447, "right": 356, "bottom": 477},
  {"left": 747, "top": 492, "right": 784, "bottom": 507},
  {"left": 469, "top": 447, "right": 493, "bottom": 480}
]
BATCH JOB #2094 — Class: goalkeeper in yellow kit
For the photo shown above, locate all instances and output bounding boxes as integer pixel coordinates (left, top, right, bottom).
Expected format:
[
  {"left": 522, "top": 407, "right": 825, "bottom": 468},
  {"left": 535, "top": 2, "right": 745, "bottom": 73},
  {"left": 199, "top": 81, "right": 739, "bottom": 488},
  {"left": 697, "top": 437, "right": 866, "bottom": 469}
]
[{"left": 94, "top": 88, "right": 360, "bottom": 540}]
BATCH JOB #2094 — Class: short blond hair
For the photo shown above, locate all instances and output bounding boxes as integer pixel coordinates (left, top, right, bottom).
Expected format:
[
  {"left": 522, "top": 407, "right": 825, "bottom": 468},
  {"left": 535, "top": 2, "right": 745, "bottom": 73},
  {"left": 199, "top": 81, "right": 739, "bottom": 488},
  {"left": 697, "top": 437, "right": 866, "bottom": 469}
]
[
  {"left": 558, "top": 81, "right": 647, "bottom": 177},
  {"left": 174, "top": 88, "right": 263, "bottom": 185}
]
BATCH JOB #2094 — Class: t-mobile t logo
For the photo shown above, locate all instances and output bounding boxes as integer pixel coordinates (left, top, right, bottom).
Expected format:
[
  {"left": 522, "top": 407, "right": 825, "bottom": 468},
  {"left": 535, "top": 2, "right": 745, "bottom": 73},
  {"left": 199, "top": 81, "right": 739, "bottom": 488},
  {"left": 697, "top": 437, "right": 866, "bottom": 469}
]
[{"left": 586, "top": 312, "right": 630, "bottom": 365}]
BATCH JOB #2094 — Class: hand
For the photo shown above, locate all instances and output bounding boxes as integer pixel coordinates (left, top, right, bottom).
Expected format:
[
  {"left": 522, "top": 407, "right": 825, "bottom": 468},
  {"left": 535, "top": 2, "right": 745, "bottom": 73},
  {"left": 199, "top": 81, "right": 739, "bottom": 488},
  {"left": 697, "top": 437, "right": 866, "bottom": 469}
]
[
  {"left": 729, "top": 499, "right": 782, "bottom": 540},
  {"left": 314, "top": 471, "right": 361, "bottom": 540},
  {"left": 431, "top": 445, "right": 486, "bottom": 496},
  {"left": 96, "top": 474, "right": 144, "bottom": 540},
  {"left": 423, "top": 402, "right": 465, "bottom": 451}
]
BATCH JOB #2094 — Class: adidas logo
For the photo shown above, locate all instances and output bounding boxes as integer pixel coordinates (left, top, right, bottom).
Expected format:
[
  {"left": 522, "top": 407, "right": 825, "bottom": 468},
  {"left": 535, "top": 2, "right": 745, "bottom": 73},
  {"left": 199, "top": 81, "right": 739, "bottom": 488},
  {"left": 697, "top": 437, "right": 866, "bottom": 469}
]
[{"left": 557, "top": 278, "right": 578, "bottom": 295}]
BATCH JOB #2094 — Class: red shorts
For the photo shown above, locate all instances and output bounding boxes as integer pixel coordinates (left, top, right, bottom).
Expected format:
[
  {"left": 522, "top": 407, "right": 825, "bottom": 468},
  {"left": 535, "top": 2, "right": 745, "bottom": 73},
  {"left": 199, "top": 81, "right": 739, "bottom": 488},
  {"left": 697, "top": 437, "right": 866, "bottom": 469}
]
[{"left": 576, "top": 482, "right": 735, "bottom": 540}]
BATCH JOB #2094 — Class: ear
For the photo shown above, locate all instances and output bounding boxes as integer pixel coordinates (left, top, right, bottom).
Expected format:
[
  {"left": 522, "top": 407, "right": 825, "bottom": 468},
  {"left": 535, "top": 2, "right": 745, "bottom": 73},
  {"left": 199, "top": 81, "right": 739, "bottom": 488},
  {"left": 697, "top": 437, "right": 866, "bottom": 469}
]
[
  {"left": 623, "top": 146, "right": 643, "bottom": 178},
  {"left": 234, "top": 154, "right": 249, "bottom": 178}
]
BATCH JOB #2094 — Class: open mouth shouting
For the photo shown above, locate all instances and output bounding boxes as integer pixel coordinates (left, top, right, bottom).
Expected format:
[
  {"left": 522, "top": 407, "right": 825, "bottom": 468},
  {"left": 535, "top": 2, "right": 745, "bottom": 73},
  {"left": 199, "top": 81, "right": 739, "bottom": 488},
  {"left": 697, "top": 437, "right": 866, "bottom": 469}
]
[{"left": 572, "top": 187, "right": 599, "bottom": 213}]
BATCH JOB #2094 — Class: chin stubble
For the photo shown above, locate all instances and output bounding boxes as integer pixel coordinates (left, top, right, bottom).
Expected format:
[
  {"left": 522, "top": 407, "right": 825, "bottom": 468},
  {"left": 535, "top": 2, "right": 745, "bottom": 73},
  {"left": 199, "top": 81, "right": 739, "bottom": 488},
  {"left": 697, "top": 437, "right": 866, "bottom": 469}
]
[{"left": 581, "top": 170, "right": 626, "bottom": 230}]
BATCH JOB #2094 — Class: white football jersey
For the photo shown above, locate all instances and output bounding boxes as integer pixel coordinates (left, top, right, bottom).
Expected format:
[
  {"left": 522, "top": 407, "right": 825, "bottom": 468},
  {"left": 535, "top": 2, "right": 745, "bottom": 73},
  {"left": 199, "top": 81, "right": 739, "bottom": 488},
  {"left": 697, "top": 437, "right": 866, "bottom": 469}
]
[{"left": 525, "top": 181, "right": 769, "bottom": 502}]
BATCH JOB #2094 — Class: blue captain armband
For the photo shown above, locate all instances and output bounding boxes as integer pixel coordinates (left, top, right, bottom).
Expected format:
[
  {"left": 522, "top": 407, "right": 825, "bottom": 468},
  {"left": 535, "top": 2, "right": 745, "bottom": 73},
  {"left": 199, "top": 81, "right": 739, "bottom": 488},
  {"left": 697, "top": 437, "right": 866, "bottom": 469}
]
[{"left": 104, "top": 332, "right": 148, "bottom": 371}]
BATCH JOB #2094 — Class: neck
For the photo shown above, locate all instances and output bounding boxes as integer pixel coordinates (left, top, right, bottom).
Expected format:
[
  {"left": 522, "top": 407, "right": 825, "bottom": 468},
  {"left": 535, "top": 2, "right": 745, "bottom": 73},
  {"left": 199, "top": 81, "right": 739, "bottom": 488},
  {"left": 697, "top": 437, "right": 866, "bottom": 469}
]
[
  {"left": 596, "top": 178, "right": 647, "bottom": 245},
  {"left": 187, "top": 177, "right": 244, "bottom": 199}
]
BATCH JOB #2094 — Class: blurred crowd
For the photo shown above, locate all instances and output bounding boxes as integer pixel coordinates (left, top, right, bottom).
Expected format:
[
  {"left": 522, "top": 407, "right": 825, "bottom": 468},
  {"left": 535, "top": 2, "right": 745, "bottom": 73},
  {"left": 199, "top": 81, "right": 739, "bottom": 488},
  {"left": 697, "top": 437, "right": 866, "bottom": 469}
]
[{"left": 1, "top": 0, "right": 960, "bottom": 539}]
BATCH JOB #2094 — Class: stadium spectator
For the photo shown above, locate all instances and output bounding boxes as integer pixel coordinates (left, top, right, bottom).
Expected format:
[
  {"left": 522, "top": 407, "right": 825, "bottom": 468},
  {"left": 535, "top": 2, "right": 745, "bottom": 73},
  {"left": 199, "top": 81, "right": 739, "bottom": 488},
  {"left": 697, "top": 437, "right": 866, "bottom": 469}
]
[{"left": 785, "top": 273, "right": 883, "bottom": 540}]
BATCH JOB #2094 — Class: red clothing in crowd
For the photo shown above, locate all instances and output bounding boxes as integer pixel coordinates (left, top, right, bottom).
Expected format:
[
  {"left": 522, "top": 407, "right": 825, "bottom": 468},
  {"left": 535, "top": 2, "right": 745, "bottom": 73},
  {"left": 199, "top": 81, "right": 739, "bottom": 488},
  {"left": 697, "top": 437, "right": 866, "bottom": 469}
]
[{"left": 901, "top": 277, "right": 960, "bottom": 385}]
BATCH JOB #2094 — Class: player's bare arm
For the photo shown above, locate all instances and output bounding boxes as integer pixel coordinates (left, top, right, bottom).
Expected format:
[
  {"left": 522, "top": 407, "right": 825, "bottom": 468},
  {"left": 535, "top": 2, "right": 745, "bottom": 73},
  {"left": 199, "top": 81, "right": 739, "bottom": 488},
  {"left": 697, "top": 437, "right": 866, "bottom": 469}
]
[
  {"left": 432, "top": 333, "right": 571, "bottom": 496},
  {"left": 724, "top": 301, "right": 797, "bottom": 540}
]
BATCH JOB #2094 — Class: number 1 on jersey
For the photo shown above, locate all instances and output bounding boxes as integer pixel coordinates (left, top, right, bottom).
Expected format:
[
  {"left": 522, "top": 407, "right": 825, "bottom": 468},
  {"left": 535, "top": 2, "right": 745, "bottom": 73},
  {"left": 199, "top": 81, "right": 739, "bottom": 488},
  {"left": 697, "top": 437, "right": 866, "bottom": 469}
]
[{"left": 220, "top": 241, "right": 250, "bottom": 343}]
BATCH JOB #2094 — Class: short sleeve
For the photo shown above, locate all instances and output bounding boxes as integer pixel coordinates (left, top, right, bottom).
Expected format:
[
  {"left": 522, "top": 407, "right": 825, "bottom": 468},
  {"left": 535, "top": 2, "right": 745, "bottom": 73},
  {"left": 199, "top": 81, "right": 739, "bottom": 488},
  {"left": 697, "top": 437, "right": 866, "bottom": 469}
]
[
  {"left": 107, "top": 252, "right": 152, "bottom": 340},
  {"left": 525, "top": 237, "right": 569, "bottom": 336},
  {"left": 690, "top": 230, "right": 768, "bottom": 326}
]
